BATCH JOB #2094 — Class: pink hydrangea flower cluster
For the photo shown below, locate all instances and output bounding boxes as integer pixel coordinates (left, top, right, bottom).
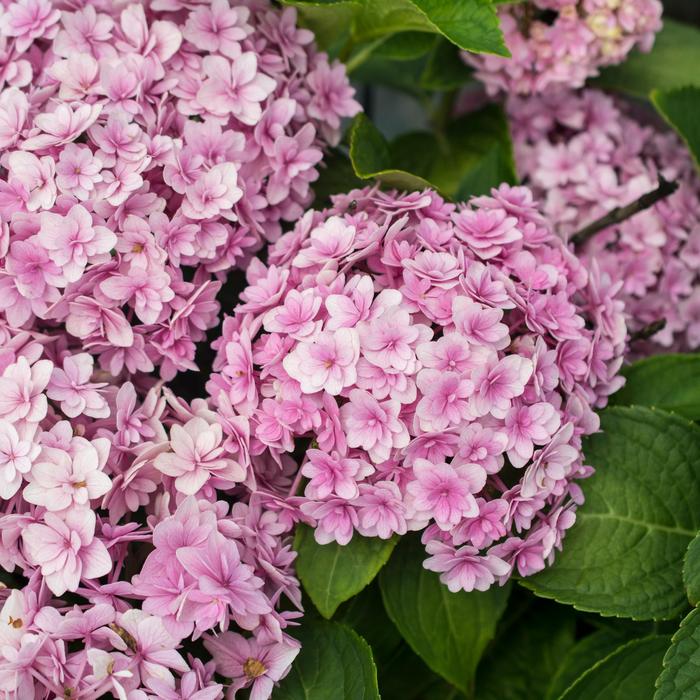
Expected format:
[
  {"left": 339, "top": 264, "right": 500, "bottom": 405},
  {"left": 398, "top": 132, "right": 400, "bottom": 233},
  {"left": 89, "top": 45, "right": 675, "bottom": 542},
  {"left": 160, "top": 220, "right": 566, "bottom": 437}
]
[
  {"left": 0, "top": 0, "right": 360, "bottom": 379},
  {"left": 207, "top": 184, "right": 626, "bottom": 594},
  {"left": 509, "top": 88, "right": 700, "bottom": 351},
  {"left": 464, "top": 0, "right": 662, "bottom": 95},
  {"left": 0, "top": 326, "right": 302, "bottom": 699}
]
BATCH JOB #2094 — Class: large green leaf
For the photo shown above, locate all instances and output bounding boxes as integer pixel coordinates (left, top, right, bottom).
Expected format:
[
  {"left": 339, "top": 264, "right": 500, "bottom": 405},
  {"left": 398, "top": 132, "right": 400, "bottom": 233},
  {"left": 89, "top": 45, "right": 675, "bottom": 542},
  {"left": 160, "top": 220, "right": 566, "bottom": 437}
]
[
  {"left": 430, "top": 105, "right": 517, "bottom": 198},
  {"left": 284, "top": 0, "right": 508, "bottom": 57},
  {"left": 312, "top": 149, "right": 364, "bottom": 206},
  {"left": 352, "top": 0, "right": 508, "bottom": 56},
  {"left": 652, "top": 87, "right": 700, "bottom": 172},
  {"left": 524, "top": 407, "right": 700, "bottom": 620},
  {"left": 419, "top": 38, "right": 474, "bottom": 90},
  {"left": 335, "top": 583, "right": 404, "bottom": 661},
  {"left": 475, "top": 597, "right": 576, "bottom": 700},
  {"left": 546, "top": 629, "right": 643, "bottom": 700},
  {"left": 655, "top": 608, "right": 700, "bottom": 699},
  {"left": 683, "top": 532, "right": 700, "bottom": 607},
  {"left": 559, "top": 636, "right": 669, "bottom": 700},
  {"left": 276, "top": 619, "right": 380, "bottom": 699},
  {"left": 294, "top": 524, "right": 396, "bottom": 618},
  {"left": 610, "top": 354, "right": 700, "bottom": 420},
  {"left": 282, "top": 1, "right": 359, "bottom": 54},
  {"left": 379, "top": 536, "right": 511, "bottom": 694},
  {"left": 362, "top": 105, "right": 516, "bottom": 199},
  {"left": 349, "top": 114, "right": 438, "bottom": 192},
  {"left": 595, "top": 20, "right": 700, "bottom": 97}
]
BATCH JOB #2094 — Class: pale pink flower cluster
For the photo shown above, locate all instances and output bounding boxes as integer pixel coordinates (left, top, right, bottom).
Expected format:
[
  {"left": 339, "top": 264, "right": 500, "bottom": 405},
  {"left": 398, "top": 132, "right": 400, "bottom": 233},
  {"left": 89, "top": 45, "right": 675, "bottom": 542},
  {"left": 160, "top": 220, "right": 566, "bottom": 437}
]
[
  {"left": 0, "top": 327, "right": 301, "bottom": 699},
  {"left": 208, "top": 185, "right": 627, "bottom": 594},
  {"left": 465, "top": 0, "right": 662, "bottom": 95},
  {"left": 509, "top": 88, "right": 700, "bottom": 351},
  {"left": 0, "top": 0, "right": 360, "bottom": 379}
]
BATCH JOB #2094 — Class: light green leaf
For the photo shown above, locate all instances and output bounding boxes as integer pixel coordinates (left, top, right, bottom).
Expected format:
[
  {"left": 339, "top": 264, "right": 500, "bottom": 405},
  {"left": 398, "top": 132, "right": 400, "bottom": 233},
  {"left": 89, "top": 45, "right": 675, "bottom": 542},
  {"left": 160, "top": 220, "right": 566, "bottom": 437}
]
[
  {"left": 546, "top": 629, "right": 643, "bottom": 700},
  {"left": 476, "top": 598, "right": 576, "bottom": 700},
  {"left": 655, "top": 608, "right": 700, "bottom": 699},
  {"left": 652, "top": 87, "right": 700, "bottom": 172},
  {"left": 524, "top": 407, "right": 700, "bottom": 620},
  {"left": 352, "top": 0, "right": 508, "bottom": 56},
  {"left": 595, "top": 20, "right": 700, "bottom": 97},
  {"left": 610, "top": 354, "right": 700, "bottom": 420},
  {"left": 379, "top": 536, "right": 511, "bottom": 694},
  {"left": 560, "top": 636, "right": 669, "bottom": 700},
  {"left": 276, "top": 620, "right": 380, "bottom": 700},
  {"left": 294, "top": 524, "right": 396, "bottom": 618},
  {"left": 349, "top": 114, "right": 438, "bottom": 192},
  {"left": 683, "top": 532, "right": 700, "bottom": 607}
]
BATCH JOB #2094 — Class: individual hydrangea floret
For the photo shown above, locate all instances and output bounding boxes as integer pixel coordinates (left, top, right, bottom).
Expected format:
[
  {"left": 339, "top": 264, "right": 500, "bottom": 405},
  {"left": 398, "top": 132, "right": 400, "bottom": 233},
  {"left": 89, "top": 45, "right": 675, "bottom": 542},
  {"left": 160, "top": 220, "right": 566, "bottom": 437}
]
[
  {"left": 207, "top": 184, "right": 627, "bottom": 594},
  {"left": 0, "top": 326, "right": 302, "bottom": 699},
  {"left": 508, "top": 88, "right": 700, "bottom": 351},
  {"left": 0, "top": 0, "right": 360, "bottom": 379},
  {"left": 464, "top": 0, "right": 662, "bottom": 95}
]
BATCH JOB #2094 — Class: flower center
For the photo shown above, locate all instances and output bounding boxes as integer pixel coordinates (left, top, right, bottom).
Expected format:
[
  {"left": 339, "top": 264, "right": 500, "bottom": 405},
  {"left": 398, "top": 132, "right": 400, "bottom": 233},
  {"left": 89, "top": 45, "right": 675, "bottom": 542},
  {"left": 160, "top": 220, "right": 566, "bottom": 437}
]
[
  {"left": 8, "top": 616, "right": 22, "bottom": 629},
  {"left": 243, "top": 657, "right": 267, "bottom": 679},
  {"left": 73, "top": 480, "right": 88, "bottom": 489}
]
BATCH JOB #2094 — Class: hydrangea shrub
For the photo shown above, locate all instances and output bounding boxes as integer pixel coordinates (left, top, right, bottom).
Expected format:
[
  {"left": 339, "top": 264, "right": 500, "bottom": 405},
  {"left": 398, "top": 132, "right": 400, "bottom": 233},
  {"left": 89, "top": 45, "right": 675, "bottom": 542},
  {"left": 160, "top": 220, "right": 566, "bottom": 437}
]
[
  {"left": 0, "top": 0, "right": 360, "bottom": 379},
  {"left": 207, "top": 184, "right": 626, "bottom": 593},
  {"left": 465, "top": 0, "right": 662, "bottom": 95},
  {"left": 509, "top": 88, "right": 700, "bottom": 351}
]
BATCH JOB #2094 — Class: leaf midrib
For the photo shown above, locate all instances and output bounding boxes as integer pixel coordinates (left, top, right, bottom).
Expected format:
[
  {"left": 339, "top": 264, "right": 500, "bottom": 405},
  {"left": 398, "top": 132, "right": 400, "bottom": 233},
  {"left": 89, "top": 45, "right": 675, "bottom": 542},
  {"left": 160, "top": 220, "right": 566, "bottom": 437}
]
[{"left": 580, "top": 511, "right": 697, "bottom": 538}]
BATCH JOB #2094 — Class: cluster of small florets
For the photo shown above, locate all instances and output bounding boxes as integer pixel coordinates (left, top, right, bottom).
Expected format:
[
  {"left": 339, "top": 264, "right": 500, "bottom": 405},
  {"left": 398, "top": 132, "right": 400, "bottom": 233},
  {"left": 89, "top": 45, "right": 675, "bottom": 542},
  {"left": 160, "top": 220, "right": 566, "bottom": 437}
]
[
  {"left": 509, "top": 88, "right": 700, "bottom": 351},
  {"left": 464, "top": 0, "right": 662, "bottom": 95},
  {"left": 207, "top": 184, "right": 626, "bottom": 593},
  {"left": 0, "top": 326, "right": 302, "bottom": 699},
  {"left": 0, "top": 0, "right": 360, "bottom": 379}
]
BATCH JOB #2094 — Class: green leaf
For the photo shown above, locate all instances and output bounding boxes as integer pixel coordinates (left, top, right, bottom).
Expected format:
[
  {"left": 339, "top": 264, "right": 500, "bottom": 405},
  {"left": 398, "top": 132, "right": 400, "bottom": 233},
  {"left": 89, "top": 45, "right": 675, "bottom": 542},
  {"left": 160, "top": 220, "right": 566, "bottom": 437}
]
[
  {"left": 381, "top": 105, "right": 516, "bottom": 199},
  {"left": 546, "top": 629, "right": 643, "bottom": 700},
  {"left": 420, "top": 38, "right": 474, "bottom": 90},
  {"left": 524, "top": 407, "right": 700, "bottom": 620},
  {"left": 683, "top": 532, "right": 700, "bottom": 607},
  {"left": 611, "top": 354, "right": 700, "bottom": 419},
  {"left": 334, "top": 583, "right": 404, "bottom": 661},
  {"left": 431, "top": 105, "right": 517, "bottom": 197},
  {"left": 282, "top": 0, "right": 359, "bottom": 55},
  {"left": 379, "top": 536, "right": 511, "bottom": 694},
  {"left": 352, "top": 0, "right": 508, "bottom": 57},
  {"left": 372, "top": 31, "right": 436, "bottom": 60},
  {"left": 276, "top": 619, "right": 380, "bottom": 700},
  {"left": 349, "top": 114, "right": 438, "bottom": 192},
  {"left": 655, "top": 608, "right": 700, "bottom": 699},
  {"left": 312, "top": 149, "right": 364, "bottom": 207},
  {"left": 559, "top": 636, "right": 669, "bottom": 700},
  {"left": 595, "top": 19, "right": 700, "bottom": 97},
  {"left": 652, "top": 87, "right": 700, "bottom": 172},
  {"left": 475, "top": 598, "right": 576, "bottom": 700},
  {"left": 294, "top": 525, "right": 396, "bottom": 618}
]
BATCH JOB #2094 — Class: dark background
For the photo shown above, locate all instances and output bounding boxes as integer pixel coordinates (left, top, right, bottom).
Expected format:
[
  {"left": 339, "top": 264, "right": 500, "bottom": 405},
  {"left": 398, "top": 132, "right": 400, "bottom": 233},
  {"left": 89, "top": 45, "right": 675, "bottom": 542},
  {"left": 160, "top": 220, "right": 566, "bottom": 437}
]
[{"left": 665, "top": 0, "right": 700, "bottom": 24}]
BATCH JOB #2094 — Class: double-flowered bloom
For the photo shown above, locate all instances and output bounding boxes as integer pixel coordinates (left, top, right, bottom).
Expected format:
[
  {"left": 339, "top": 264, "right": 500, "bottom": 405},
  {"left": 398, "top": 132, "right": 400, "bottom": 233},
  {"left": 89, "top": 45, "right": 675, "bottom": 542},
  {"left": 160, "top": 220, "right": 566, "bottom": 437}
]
[
  {"left": 208, "top": 184, "right": 627, "bottom": 595},
  {"left": 465, "top": 0, "right": 662, "bottom": 95},
  {"left": 509, "top": 88, "right": 700, "bottom": 351},
  {"left": 0, "top": 328, "right": 302, "bottom": 699},
  {"left": 0, "top": 0, "right": 360, "bottom": 380}
]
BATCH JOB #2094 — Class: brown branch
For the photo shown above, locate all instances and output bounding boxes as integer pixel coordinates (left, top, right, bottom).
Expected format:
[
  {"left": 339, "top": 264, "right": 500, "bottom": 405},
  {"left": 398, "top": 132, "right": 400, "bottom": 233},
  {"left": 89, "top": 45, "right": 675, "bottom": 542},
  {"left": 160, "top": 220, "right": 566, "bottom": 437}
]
[
  {"left": 630, "top": 318, "right": 667, "bottom": 343},
  {"left": 570, "top": 177, "right": 679, "bottom": 247}
]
